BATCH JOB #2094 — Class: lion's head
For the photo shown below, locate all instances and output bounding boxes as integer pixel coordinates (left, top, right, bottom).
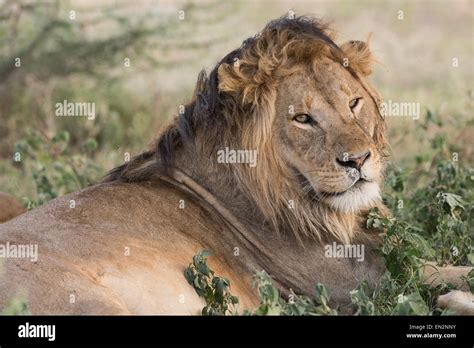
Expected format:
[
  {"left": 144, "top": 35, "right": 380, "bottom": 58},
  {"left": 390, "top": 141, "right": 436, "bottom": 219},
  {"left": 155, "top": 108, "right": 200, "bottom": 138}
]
[{"left": 107, "top": 16, "right": 387, "bottom": 244}]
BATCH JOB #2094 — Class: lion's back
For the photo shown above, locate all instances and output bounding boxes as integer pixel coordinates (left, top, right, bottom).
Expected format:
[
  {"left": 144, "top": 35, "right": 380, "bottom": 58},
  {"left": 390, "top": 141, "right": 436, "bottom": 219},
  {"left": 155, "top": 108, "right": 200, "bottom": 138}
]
[{"left": 0, "top": 181, "right": 216, "bottom": 314}]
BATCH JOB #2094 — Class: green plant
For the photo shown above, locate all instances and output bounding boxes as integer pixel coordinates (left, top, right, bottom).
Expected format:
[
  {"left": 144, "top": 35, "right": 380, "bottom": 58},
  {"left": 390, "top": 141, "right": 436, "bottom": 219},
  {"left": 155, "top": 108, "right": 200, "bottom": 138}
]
[
  {"left": 364, "top": 208, "right": 446, "bottom": 315},
  {"left": 184, "top": 251, "right": 339, "bottom": 316},
  {"left": 14, "top": 130, "right": 102, "bottom": 208},
  {"left": 1, "top": 297, "right": 29, "bottom": 315},
  {"left": 465, "top": 269, "right": 474, "bottom": 293},
  {"left": 184, "top": 250, "right": 239, "bottom": 315},
  {"left": 250, "top": 271, "right": 337, "bottom": 316}
]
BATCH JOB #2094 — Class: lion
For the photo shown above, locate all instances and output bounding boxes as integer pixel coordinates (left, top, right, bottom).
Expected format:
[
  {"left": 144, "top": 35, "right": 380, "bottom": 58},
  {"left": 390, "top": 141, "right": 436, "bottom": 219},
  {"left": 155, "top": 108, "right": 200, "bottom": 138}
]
[{"left": 0, "top": 16, "right": 471, "bottom": 315}]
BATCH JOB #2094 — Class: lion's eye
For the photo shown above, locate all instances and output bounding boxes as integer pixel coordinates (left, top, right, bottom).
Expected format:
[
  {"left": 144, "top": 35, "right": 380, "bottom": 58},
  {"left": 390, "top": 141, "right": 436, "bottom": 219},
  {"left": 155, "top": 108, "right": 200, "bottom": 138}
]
[
  {"left": 293, "top": 114, "right": 312, "bottom": 124},
  {"left": 349, "top": 97, "right": 362, "bottom": 111}
]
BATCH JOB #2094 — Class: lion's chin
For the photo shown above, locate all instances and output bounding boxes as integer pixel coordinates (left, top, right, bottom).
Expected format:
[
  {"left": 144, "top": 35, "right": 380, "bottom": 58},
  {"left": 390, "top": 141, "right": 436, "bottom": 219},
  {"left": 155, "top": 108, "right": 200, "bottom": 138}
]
[{"left": 325, "top": 181, "right": 381, "bottom": 214}]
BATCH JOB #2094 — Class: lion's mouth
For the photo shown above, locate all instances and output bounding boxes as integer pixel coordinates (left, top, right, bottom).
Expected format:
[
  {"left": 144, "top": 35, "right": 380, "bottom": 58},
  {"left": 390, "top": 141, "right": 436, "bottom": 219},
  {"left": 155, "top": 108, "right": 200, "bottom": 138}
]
[
  {"left": 294, "top": 166, "right": 373, "bottom": 199},
  {"left": 320, "top": 178, "right": 369, "bottom": 197}
]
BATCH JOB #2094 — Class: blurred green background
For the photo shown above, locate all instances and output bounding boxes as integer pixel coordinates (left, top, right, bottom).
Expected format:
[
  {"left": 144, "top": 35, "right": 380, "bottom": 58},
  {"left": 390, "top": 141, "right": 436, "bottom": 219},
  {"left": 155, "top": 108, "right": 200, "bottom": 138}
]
[{"left": 0, "top": 0, "right": 472, "bottom": 204}]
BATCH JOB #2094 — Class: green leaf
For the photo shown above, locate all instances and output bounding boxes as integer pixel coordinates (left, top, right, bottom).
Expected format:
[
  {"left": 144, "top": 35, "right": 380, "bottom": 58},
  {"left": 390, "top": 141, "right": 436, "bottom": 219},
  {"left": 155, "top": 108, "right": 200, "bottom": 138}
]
[
  {"left": 467, "top": 269, "right": 474, "bottom": 293},
  {"left": 393, "top": 292, "right": 429, "bottom": 315}
]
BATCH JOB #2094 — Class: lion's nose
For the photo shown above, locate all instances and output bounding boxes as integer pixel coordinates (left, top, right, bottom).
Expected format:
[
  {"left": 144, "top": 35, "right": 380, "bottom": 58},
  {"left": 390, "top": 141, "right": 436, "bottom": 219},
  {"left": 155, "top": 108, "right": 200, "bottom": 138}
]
[{"left": 336, "top": 150, "right": 371, "bottom": 170}]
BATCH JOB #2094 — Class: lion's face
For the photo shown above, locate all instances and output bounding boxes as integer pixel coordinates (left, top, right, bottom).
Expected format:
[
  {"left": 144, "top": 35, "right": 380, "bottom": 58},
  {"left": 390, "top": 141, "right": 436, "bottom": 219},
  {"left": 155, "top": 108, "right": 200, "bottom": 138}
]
[{"left": 274, "top": 57, "right": 385, "bottom": 213}]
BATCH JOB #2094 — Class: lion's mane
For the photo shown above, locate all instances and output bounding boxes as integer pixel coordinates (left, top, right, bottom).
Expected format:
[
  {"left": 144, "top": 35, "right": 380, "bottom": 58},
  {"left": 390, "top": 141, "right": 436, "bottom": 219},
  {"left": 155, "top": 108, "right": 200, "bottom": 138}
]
[{"left": 105, "top": 16, "right": 386, "bottom": 244}]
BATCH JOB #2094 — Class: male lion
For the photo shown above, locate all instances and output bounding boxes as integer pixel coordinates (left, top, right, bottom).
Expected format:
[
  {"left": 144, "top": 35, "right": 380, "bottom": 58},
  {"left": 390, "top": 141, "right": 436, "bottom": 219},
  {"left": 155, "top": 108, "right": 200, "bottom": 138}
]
[{"left": 0, "top": 16, "right": 471, "bottom": 314}]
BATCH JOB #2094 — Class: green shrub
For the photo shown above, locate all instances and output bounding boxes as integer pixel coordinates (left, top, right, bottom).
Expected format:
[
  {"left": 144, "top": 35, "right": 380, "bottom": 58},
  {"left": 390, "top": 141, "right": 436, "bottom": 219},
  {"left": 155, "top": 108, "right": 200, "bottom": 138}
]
[
  {"left": 184, "top": 250, "right": 239, "bottom": 316},
  {"left": 0, "top": 297, "right": 29, "bottom": 315},
  {"left": 13, "top": 130, "right": 102, "bottom": 209},
  {"left": 184, "top": 251, "right": 338, "bottom": 316}
]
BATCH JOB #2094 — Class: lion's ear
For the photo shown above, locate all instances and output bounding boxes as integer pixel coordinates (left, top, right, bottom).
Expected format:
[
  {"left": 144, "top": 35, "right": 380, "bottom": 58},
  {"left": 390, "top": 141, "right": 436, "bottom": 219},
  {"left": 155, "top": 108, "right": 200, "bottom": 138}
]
[{"left": 340, "top": 38, "right": 374, "bottom": 76}]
